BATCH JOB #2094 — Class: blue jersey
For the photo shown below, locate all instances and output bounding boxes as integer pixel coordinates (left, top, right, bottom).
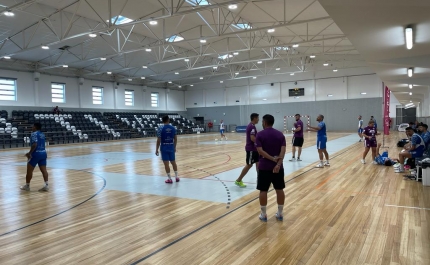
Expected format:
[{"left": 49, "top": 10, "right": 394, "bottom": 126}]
[
  {"left": 317, "top": 121, "right": 326, "bottom": 138},
  {"left": 375, "top": 151, "right": 391, "bottom": 165},
  {"left": 410, "top": 133, "right": 425, "bottom": 155},
  {"left": 157, "top": 124, "right": 176, "bottom": 152},
  {"left": 30, "top": 131, "right": 47, "bottom": 155},
  {"left": 421, "top": 131, "right": 430, "bottom": 147}
]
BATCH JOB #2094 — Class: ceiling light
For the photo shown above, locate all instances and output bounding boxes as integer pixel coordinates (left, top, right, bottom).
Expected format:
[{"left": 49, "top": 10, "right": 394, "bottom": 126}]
[
  {"left": 409, "top": 92, "right": 412, "bottom": 95},
  {"left": 89, "top": 33, "right": 97, "bottom": 38},
  {"left": 190, "top": 85, "right": 194, "bottom": 86},
  {"left": 253, "top": 76, "right": 257, "bottom": 79},
  {"left": 409, "top": 84, "right": 413, "bottom": 89},
  {"left": 141, "top": 77, "right": 145, "bottom": 79},
  {"left": 213, "top": 66, "right": 218, "bottom": 69},
  {"left": 107, "top": 72, "right": 112, "bottom": 74},
  {"left": 323, "top": 63, "right": 329, "bottom": 66},
  {"left": 405, "top": 103, "right": 414, "bottom": 107},
  {"left": 262, "top": 98, "right": 267, "bottom": 101},
  {"left": 290, "top": 73, "right": 294, "bottom": 76},
  {"left": 310, "top": 55, "right": 316, "bottom": 58},
  {"left": 200, "top": 39, "right": 206, "bottom": 43},
  {"left": 408, "top": 68, "right": 413, "bottom": 77},
  {"left": 405, "top": 27, "right": 413, "bottom": 50},
  {"left": 200, "top": 77, "right": 203, "bottom": 79},
  {"left": 276, "top": 68, "right": 280, "bottom": 70},
  {"left": 257, "top": 61, "right": 262, "bottom": 64},
  {"left": 220, "top": 81, "right": 223, "bottom": 83},
  {"left": 128, "top": 79, "right": 132, "bottom": 81},
  {"left": 233, "top": 52, "right": 239, "bottom": 55},
  {"left": 267, "top": 28, "right": 275, "bottom": 33},
  {"left": 410, "top": 100, "right": 412, "bottom": 102},
  {"left": 100, "top": 57, "right": 106, "bottom": 60},
  {"left": 235, "top": 72, "right": 239, "bottom": 75},
  {"left": 168, "top": 81, "right": 172, "bottom": 83},
  {"left": 142, "top": 65, "right": 148, "bottom": 68},
  {"left": 3, "top": 56, "right": 11, "bottom": 59},
  {"left": 228, "top": 54, "right": 233, "bottom": 58},
  {"left": 361, "top": 92, "right": 367, "bottom": 95},
  {"left": 41, "top": 46, "right": 49, "bottom": 50},
  {"left": 62, "top": 65, "right": 68, "bottom": 68},
  {"left": 178, "top": 85, "right": 182, "bottom": 88},
  {"left": 149, "top": 20, "right": 158, "bottom": 25},
  {"left": 184, "top": 58, "right": 189, "bottom": 62},
  {"left": 175, "top": 72, "right": 179, "bottom": 75},
  {"left": 292, "top": 44, "right": 299, "bottom": 48},
  {"left": 228, "top": 4, "right": 238, "bottom": 10},
  {"left": 145, "top": 48, "right": 152, "bottom": 52},
  {"left": 4, "top": 11, "right": 14, "bottom": 17},
  {"left": 327, "top": 94, "right": 333, "bottom": 97},
  {"left": 333, "top": 69, "right": 338, "bottom": 72}
]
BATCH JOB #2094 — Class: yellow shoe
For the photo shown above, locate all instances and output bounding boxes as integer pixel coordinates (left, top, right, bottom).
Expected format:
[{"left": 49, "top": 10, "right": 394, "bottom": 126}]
[{"left": 235, "top": 181, "right": 246, "bottom": 188}]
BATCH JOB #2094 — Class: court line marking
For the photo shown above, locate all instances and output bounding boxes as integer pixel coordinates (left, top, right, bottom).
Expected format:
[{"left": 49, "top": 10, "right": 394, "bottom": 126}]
[
  {"left": 129, "top": 143, "right": 360, "bottom": 265},
  {"left": 384, "top": 204, "right": 430, "bottom": 211},
  {"left": 0, "top": 169, "right": 106, "bottom": 237}
]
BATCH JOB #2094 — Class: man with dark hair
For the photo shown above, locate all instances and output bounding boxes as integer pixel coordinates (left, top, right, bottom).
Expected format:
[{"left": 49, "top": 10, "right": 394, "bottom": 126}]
[
  {"left": 308, "top": 114, "right": 329, "bottom": 168},
  {"left": 255, "top": 114, "right": 286, "bottom": 222},
  {"left": 395, "top": 127, "right": 425, "bottom": 173},
  {"left": 235, "top": 113, "right": 259, "bottom": 188},
  {"left": 20, "top": 123, "right": 49, "bottom": 191},
  {"left": 156, "top": 116, "right": 179, "bottom": 183},
  {"left": 289, "top": 114, "right": 304, "bottom": 161}
]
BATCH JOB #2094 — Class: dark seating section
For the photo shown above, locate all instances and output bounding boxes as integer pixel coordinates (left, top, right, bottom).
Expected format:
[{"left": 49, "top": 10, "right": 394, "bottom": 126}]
[{"left": 0, "top": 110, "right": 202, "bottom": 149}]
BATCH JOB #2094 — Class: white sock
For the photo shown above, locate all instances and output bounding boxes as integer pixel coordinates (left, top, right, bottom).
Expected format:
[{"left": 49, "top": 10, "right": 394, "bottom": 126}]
[
  {"left": 25, "top": 183, "right": 30, "bottom": 186},
  {"left": 45, "top": 181, "right": 48, "bottom": 186},
  {"left": 320, "top": 160, "right": 324, "bottom": 165},
  {"left": 260, "top": 206, "right": 267, "bottom": 215},
  {"left": 326, "top": 159, "right": 330, "bottom": 163},
  {"left": 277, "top": 205, "right": 284, "bottom": 215},
  {"left": 174, "top": 171, "right": 178, "bottom": 178},
  {"left": 167, "top": 173, "right": 171, "bottom": 179}
]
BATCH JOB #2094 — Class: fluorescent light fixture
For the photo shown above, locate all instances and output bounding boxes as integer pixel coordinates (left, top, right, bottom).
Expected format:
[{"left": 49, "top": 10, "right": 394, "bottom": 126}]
[
  {"left": 128, "top": 79, "right": 132, "bottom": 81},
  {"left": 228, "top": 54, "right": 234, "bottom": 58},
  {"left": 257, "top": 61, "right": 262, "bottom": 64},
  {"left": 228, "top": 4, "right": 238, "bottom": 10},
  {"left": 290, "top": 73, "right": 294, "bottom": 76},
  {"left": 175, "top": 72, "right": 179, "bottom": 75},
  {"left": 408, "top": 68, "right": 413, "bottom": 77},
  {"left": 190, "top": 84, "right": 194, "bottom": 86},
  {"left": 410, "top": 100, "right": 412, "bottom": 102},
  {"left": 168, "top": 81, "right": 172, "bottom": 83},
  {"left": 178, "top": 85, "right": 182, "bottom": 88},
  {"left": 310, "top": 55, "right": 316, "bottom": 58},
  {"left": 233, "top": 52, "right": 239, "bottom": 55},
  {"left": 200, "top": 39, "right": 206, "bottom": 43},
  {"left": 276, "top": 68, "right": 280, "bottom": 70},
  {"left": 213, "top": 66, "right": 218, "bottom": 69},
  {"left": 107, "top": 72, "right": 112, "bottom": 74},
  {"left": 333, "top": 69, "right": 338, "bottom": 72},
  {"left": 405, "top": 103, "right": 414, "bottom": 107},
  {"left": 3, "top": 56, "right": 11, "bottom": 59},
  {"left": 141, "top": 77, "right": 145, "bottom": 79},
  {"left": 220, "top": 81, "right": 223, "bottom": 83},
  {"left": 253, "top": 76, "right": 257, "bottom": 79},
  {"left": 292, "top": 44, "right": 299, "bottom": 48},
  {"left": 409, "top": 92, "right": 412, "bottom": 95},
  {"left": 62, "top": 65, "right": 68, "bottom": 68},
  {"left": 42, "top": 46, "right": 49, "bottom": 50},
  {"left": 267, "top": 28, "right": 275, "bottom": 33},
  {"left": 184, "top": 58, "right": 190, "bottom": 62},
  {"left": 149, "top": 20, "right": 158, "bottom": 25},
  {"left": 200, "top": 77, "right": 203, "bottom": 79},
  {"left": 327, "top": 94, "right": 333, "bottom": 97},
  {"left": 100, "top": 57, "right": 106, "bottom": 60},
  {"left": 4, "top": 11, "right": 14, "bottom": 17},
  {"left": 145, "top": 48, "right": 152, "bottom": 52},
  {"left": 405, "top": 27, "right": 413, "bottom": 50},
  {"left": 142, "top": 65, "right": 148, "bottom": 68},
  {"left": 89, "top": 33, "right": 97, "bottom": 38},
  {"left": 409, "top": 84, "right": 413, "bottom": 89},
  {"left": 361, "top": 92, "right": 367, "bottom": 95},
  {"left": 235, "top": 72, "right": 239, "bottom": 75},
  {"left": 323, "top": 63, "right": 329, "bottom": 66},
  {"left": 262, "top": 98, "right": 267, "bottom": 101}
]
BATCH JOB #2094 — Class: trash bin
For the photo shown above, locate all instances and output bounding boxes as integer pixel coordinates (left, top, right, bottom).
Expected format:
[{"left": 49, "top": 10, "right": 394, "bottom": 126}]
[{"left": 420, "top": 161, "right": 430, "bottom": 186}]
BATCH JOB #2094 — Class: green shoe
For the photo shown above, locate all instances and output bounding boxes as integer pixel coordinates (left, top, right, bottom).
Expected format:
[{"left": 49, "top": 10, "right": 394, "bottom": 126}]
[{"left": 235, "top": 181, "right": 247, "bottom": 188}]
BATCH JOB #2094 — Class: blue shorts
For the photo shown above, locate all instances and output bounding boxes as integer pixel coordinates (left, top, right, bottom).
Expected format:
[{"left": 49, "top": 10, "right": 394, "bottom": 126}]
[
  {"left": 409, "top": 150, "right": 423, "bottom": 158},
  {"left": 220, "top": 129, "right": 225, "bottom": 134},
  {"left": 161, "top": 151, "right": 175, "bottom": 161},
  {"left": 317, "top": 137, "right": 327, "bottom": 150},
  {"left": 28, "top": 154, "right": 47, "bottom": 167},
  {"left": 358, "top": 128, "right": 363, "bottom": 133}
]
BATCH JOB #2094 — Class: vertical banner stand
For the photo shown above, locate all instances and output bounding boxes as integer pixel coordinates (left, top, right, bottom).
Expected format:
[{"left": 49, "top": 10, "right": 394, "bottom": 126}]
[{"left": 382, "top": 84, "right": 390, "bottom": 148}]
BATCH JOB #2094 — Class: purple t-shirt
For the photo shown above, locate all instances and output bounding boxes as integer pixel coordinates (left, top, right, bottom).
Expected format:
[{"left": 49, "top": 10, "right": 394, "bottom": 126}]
[
  {"left": 256, "top": 127, "right": 286, "bottom": 170},
  {"left": 363, "top": 126, "right": 377, "bottom": 142},
  {"left": 245, "top": 123, "right": 257, "bottom": 151},
  {"left": 294, "top": 119, "right": 304, "bottom": 138}
]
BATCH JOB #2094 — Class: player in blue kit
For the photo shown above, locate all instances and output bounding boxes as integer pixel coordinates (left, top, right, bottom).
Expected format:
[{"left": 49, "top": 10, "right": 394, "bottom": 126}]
[
  {"left": 20, "top": 122, "right": 49, "bottom": 191},
  {"left": 308, "top": 114, "right": 330, "bottom": 168},
  {"left": 156, "top": 116, "right": 179, "bottom": 184}
]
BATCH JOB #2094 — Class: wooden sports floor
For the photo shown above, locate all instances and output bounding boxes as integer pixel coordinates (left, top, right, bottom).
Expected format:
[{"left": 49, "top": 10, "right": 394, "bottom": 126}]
[{"left": 0, "top": 131, "right": 429, "bottom": 265}]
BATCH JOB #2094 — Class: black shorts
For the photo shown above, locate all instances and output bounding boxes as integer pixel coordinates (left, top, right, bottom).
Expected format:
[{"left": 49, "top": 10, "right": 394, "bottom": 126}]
[
  {"left": 257, "top": 168, "right": 285, "bottom": 191},
  {"left": 292, "top": 137, "right": 304, "bottom": 147},
  {"left": 246, "top": 151, "right": 259, "bottom": 165}
]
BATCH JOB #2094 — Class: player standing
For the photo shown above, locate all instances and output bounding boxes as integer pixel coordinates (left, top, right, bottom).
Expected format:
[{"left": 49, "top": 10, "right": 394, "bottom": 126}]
[
  {"left": 360, "top": 120, "right": 380, "bottom": 164},
  {"left": 358, "top": 115, "right": 364, "bottom": 142},
  {"left": 235, "top": 113, "right": 259, "bottom": 188},
  {"left": 20, "top": 122, "right": 49, "bottom": 191},
  {"left": 220, "top": 120, "right": 226, "bottom": 140},
  {"left": 289, "top": 114, "right": 304, "bottom": 161},
  {"left": 156, "top": 116, "right": 179, "bottom": 183},
  {"left": 308, "top": 115, "right": 329, "bottom": 168}
]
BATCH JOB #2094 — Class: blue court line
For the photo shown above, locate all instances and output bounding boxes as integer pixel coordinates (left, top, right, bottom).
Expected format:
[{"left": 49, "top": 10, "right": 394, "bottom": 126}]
[
  {"left": 0, "top": 169, "right": 106, "bottom": 237},
  {"left": 129, "top": 142, "right": 360, "bottom": 265}
]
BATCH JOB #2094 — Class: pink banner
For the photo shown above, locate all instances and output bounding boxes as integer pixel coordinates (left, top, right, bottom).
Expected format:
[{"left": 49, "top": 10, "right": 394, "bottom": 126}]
[{"left": 383, "top": 86, "right": 390, "bottom": 135}]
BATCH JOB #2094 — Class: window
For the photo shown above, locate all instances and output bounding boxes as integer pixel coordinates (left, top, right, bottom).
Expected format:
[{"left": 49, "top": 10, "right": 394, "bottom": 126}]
[
  {"left": 92, "top": 87, "right": 103, "bottom": 105},
  {"left": 165, "top": 35, "right": 184, "bottom": 43},
  {"left": 232, "top": 23, "right": 252, "bottom": 30},
  {"left": 51, "top": 83, "right": 65, "bottom": 103},
  {"left": 110, "top": 15, "right": 133, "bottom": 25},
  {"left": 151, "top": 92, "right": 159, "bottom": 107},
  {"left": 186, "top": 0, "right": 210, "bottom": 6},
  {"left": 125, "top": 90, "right": 134, "bottom": 106},
  {"left": 0, "top": 78, "right": 17, "bottom": 101},
  {"left": 275, "top": 46, "right": 289, "bottom": 51},
  {"left": 218, "top": 54, "right": 234, "bottom": 60}
]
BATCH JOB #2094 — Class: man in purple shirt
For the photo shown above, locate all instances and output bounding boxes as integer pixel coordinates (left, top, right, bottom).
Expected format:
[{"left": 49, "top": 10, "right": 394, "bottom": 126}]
[
  {"left": 255, "top": 114, "right": 286, "bottom": 222},
  {"left": 235, "top": 113, "right": 259, "bottom": 188},
  {"left": 360, "top": 120, "right": 380, "bottom": 164},
  {"left": 289, "top": 114, "right": 304, "bottom": 162}
]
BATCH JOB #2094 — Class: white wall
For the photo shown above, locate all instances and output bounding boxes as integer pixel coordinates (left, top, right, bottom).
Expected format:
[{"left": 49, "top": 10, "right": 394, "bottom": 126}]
[
  {"left": 185, "top": 74, "right": 382, "bottom": 108},
  {"left": 389, "top": 91, "right": 400, "bottom": 118},
  {"left": 0, "top": 69, "right": 185, "bottom": 111}
]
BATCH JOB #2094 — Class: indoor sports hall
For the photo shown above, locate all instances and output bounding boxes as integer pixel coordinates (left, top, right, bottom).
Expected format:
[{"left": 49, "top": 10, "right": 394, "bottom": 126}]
[{"left": 0, "top": 0, "right": 429, "bottom": 264}]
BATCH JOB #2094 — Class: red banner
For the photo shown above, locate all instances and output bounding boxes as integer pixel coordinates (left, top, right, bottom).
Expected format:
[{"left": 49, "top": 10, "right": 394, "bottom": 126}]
[{"left": 383, "top": 86, "right": 390, "bottom": 135}]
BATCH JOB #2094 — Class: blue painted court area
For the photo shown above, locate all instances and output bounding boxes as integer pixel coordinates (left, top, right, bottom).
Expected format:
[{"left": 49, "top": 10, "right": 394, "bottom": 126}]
[{"left": 198, "top": 140, "right": 241, "bottom": 145}]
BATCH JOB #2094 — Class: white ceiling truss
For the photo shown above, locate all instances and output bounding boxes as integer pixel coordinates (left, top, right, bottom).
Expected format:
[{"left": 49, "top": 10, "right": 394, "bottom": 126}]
[{"left": 0, "top": 0, "right": 364, "bottom": 88}]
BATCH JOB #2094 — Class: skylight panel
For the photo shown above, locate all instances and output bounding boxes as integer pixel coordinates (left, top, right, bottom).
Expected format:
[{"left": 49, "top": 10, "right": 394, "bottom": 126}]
[
  {"left": 232, "top": 23, "right": 252, "bottom": 30},
  {"left": 186, "top": 0, "right": 210, "bottom": 6},
  {"left": 165, "top": 35, "right": 185, "bottom": 42},
  {"left": 111, "top": 16, "right": 133, "bottom": 25}
]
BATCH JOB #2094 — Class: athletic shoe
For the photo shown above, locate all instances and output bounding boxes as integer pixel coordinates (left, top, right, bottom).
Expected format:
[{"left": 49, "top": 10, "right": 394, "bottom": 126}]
[
  {"left": 165, "top": 178, "right": 173, "bottom": 184},
  {"left": 296, "top": 158, "right": 302, "bottom": 161},
  {"left": 395, "top": 169, "right": 405, "bottom": 173},
  {"left": 275, "top": 213, "right": 283, "bottom": 221},
  {"left": 38, "top": 185, "right": 49, "bottom": 192},
  {"left": 359, "top": 139, "right": 362, "bottom": 142},
  {"left": 315, "top": 164, "right": 324, "bottom": 168},
  {"left": 289, "top": 158, "right": 296, "bottom": 162},
  {"left": 361, "top": 159, "right": 366, "bottom": 164},
  {"left": 20, "top": 185, "right": 30, "bottom": 191},
  {"left": 235, "top": 180, "right": 246, "bottom": 188},
  {"left": 393, "top": 163, "right": 401, "bottom": 168},
  {"left": 259, "top": 213, "right": 267, "bottom": 222},
  {"left": 175, "top": 177, "right": 180, "bottom": 182},
  {"left": 324, "top": 162, "right": 330, "bottom": 167},
  {"left": 372, "top": 161, "right": 378, "bottom": 165}
]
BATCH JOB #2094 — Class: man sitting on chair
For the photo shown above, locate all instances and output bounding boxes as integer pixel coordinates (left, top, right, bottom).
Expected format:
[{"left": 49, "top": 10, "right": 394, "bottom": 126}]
[{"left": 395, "top": 127, "right": 425, "bottom": 173}]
